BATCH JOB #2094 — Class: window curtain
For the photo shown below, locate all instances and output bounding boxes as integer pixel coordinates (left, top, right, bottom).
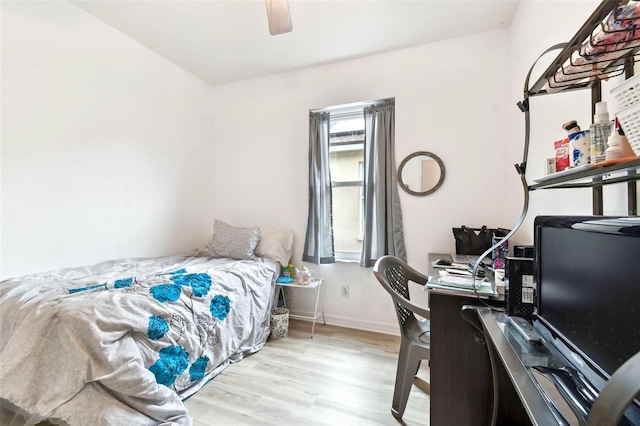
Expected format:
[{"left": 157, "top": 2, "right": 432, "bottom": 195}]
[
  {"left": 361, "top": 100, "right": 406, "bottom": 267},
  {"left": 303, "top": 112, "right": 335, "bottom": 264}
]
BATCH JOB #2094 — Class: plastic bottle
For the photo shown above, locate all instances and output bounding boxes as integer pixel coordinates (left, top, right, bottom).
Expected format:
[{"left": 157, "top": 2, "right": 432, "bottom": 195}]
[
  {"left": 288, "top": 264, "right": 296, "bottom": 278},
  {"left": 614, "top": 118, "right": 636, "bottom": 158},
  {"left": 282, "top": 265, "right": 292, "bottom": 278},
  {"left": 589, "top": 102, "right": 614, "bottom": 164},
  {"left": 562, "top": 120, "right": 590, "bottom": 167},
  {"left": 605, "top": 125, "right": 623, "bottom": 161}
]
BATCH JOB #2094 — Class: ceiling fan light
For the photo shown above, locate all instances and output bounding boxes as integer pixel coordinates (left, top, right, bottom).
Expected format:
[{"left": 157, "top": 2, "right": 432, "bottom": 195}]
[{"left": 265, "top": 0, "right": 292, "bottom": 36}]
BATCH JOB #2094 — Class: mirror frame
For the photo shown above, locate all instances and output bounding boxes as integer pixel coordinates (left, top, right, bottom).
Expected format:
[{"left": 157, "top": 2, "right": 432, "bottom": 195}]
[{"left": 397, "top": 151, "right": 445, "bottom": 196}]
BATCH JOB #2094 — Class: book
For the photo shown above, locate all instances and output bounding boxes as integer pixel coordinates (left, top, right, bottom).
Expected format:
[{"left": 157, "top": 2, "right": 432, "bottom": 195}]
[
  {"left": 426, "top": 277, "right": 496, "bottom": 296},
  {"left": 436, "top": 271, "right": 484, "bottom": 288}
]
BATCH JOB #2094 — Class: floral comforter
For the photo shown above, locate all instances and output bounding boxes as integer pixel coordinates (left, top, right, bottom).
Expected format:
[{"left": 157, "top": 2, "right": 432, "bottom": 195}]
[{"left": 0, "top": 255, "right": 279, "bottom": 425}]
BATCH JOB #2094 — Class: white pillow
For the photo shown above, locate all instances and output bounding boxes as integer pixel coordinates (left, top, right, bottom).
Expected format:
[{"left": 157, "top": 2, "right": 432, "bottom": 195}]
[
  {"left": 207, "top": 220, "right": 260, "bottom": 260},
  {"left": 255, "top": 227, "right": 295, "bottom": 267}
]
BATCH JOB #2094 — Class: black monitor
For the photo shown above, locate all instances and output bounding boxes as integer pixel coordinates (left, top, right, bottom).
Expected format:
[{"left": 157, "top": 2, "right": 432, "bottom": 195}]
[{"left": 533, "top": 216, "right": 640, "bottom": 421}]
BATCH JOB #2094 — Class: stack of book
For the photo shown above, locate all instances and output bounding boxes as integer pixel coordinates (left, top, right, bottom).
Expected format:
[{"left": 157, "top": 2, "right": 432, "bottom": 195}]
[{"left": 427, "top": 268, "right": 496, "bottom": 295}]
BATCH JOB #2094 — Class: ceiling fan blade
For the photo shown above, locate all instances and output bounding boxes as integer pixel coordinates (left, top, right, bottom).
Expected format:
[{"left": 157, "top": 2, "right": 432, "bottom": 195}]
[{"left": 265, "top": 0, "right": 292, "bottom": 36}]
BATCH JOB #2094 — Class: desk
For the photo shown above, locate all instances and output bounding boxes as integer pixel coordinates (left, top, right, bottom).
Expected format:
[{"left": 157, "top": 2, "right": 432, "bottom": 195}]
[
  {"left": 427, "top": 253, "right": 508, "bottom": 425},
  {"left": 473, "top": 307, "right": 572, "bottom": 425},
  {"left": 428, "top": 285, "right": 588, "bottom": 424},
  {"left": 276, "top": 279, "right": 325, "bottom": 338},
  {"left": 428, "top": 253, "right": 640, "bottom": 425}
]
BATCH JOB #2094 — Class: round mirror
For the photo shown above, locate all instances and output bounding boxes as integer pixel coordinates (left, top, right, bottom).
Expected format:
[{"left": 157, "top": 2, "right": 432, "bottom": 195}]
[{"left": 397, "top": 151, "right": 445, "bottom": 196}]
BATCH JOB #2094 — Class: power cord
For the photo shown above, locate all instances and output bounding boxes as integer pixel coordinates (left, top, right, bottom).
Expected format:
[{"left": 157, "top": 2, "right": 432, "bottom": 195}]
[
  {"left": 468, "top": 43, "right": 570, "bottom": 426},
  {"left": 470, "top": 170, "right": 529, "bottom": 311},
  {"left": 470, "top": 43, "right": 568, "bottom": 311}
]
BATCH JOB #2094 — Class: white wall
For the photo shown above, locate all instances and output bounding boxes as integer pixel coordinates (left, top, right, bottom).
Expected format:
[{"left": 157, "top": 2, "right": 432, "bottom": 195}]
[
  {"left": 506, "top": 0, "right": 640, "bottom": 245},
  {"left": 1, "top": 3, "right": 512, "bottom": 332},
  {"left": 207, "top": 30, "right": 512, "bottom": 333},
  {"left": 1, "top": 2, "right": 217, "bottom": 279},
  {"left": 7, "top": 1, "right": 632, "bottom": 335}
]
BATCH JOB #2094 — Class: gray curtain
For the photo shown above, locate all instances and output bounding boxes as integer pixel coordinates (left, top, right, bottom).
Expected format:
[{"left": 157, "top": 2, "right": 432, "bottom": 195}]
[
  {"left": 303, "top": 112, "right": 335, "bottom": 264},
  {"left": 361, "top": 100, "right": 406, "bottom": 267}
]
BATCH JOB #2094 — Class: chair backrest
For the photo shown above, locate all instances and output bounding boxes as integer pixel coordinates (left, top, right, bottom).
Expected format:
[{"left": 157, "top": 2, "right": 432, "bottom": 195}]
[{"left": 373, "top": 255, "right": 430, "bottom": 329}]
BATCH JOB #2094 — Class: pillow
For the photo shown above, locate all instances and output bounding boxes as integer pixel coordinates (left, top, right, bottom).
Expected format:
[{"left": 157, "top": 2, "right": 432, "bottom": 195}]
[
  {"left": 255, "top": 227, "right": 295, "bottom": 267},
  {"left": 207, "top": 220, "right": 260, "bottom": 260}
]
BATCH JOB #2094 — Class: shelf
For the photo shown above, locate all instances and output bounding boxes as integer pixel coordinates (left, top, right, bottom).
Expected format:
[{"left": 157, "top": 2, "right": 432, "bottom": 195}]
[
  {"left": 528, "top": 0, "right": 640, "bottom": 97},
  {"left": 529, "top": 157, "right": 640, "bottom": 190},
  {"left": 275, "top": 279, "right": 322, "bottom": 289}
]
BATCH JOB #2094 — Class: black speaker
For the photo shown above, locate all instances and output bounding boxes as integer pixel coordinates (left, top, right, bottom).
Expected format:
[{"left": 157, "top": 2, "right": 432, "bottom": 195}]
[{"left": 506, "top": 257, "right": 535, "bottom": 319}]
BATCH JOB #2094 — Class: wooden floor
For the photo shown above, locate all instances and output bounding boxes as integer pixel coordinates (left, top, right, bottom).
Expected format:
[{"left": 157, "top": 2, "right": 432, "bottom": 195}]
[{"left": 185, "top": 320, "right": 430, "bottom": 426}]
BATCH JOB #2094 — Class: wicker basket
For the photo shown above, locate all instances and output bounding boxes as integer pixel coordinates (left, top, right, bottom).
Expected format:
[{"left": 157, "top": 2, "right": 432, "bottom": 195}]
[
  {"left": 615, "top": 102, "right": 640, "bottom": 156},
  {"left": 611, "top": 73, "right": 640, "bottom": 110},
  {"left": 270, "top": 307, "right": 289, "bottom": 339}
]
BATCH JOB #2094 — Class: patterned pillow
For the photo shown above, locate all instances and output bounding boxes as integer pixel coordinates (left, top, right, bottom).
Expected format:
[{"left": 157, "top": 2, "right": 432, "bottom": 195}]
[{"left": 207, "top": 220, "right": 260, "bottom": 260}]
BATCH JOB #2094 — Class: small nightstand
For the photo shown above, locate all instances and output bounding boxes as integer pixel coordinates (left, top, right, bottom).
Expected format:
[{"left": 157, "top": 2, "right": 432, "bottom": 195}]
[{"left": 275, "top": 279, "right": 325, "bottom": 338}]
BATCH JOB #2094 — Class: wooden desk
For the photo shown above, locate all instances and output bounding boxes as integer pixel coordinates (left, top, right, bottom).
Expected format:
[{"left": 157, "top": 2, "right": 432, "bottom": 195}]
[
  {"left": 427, "top": 253, "right": 512, "bottom": 425},
  {"left": 427, "top": 252, "right": 575, "bottom": 425}
]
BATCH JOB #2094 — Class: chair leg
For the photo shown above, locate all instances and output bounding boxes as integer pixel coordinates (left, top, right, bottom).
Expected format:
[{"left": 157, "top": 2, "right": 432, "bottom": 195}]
[{"left": 391, "top": 337, "right": 421, "bottom": 419}]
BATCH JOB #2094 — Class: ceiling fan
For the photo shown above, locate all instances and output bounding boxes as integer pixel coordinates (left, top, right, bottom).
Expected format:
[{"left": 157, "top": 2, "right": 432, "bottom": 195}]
[{"left": 265, "top": 0, "right": 293, "bottom": 35}]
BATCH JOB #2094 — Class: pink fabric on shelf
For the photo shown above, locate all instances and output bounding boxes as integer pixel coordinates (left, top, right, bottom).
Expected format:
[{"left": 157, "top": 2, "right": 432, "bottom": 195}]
[{"left": 544, "top": 1, "right": 640, "bottom": 93}]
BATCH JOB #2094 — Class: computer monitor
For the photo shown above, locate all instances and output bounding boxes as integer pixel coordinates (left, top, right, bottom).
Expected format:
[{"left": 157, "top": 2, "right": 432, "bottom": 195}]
[{"left": 533, "top": 216, "right": 640, "bottom": 422}]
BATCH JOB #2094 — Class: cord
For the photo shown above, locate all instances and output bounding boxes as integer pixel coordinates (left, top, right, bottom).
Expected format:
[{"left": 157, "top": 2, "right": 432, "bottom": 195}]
[
  {"left": 470, "top": 43, "right": 568, "bottom": 310},
  {"left": 470, "top": 174, "right": 529, "bottom": 311},
  {"left": 483, "top": 320, "right": 501, "bottom": 426}
]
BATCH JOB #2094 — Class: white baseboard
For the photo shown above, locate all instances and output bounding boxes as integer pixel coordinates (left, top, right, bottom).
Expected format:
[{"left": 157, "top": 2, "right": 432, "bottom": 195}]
[{"left": 288, "top": 309, "right": 399, "bottom": 336}]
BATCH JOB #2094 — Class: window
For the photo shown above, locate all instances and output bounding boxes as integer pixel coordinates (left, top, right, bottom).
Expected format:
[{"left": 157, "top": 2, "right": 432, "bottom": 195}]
[
  {"left": 329, "top": 112, "right": 364, "bottom": 261},
  {"left": 304, "top": 98, "right": 404, "bottom": 267}
]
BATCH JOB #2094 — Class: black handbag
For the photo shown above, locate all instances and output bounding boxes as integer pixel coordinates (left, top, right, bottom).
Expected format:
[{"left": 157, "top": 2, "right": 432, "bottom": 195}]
[{"left": 453, "top": 226, "right": 510, "bottom": 255}]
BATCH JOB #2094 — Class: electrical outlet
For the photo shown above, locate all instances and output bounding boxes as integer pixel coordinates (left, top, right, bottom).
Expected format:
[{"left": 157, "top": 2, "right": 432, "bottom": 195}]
[{"left": 340, "top": 284, "right": 349, "bottom": 298}]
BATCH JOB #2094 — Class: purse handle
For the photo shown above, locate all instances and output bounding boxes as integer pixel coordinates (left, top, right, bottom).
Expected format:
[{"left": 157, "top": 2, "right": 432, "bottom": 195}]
[{"left": 461, "top": 225, "right": 488, "bottom": 234}]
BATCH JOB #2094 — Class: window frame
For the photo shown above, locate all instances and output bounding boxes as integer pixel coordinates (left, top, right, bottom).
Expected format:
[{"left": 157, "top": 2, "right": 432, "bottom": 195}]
[{"left": 328, "top": 112, "right": 365, "bottom": 261}]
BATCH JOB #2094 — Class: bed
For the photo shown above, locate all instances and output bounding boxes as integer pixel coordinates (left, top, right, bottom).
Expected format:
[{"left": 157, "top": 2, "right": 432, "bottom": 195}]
[{"left": 0, "top": 220, "right": 294, "bottom": 425}]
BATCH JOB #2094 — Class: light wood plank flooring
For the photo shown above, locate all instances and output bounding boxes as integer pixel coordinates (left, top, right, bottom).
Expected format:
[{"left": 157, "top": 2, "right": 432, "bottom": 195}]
[{"left": 185, "top": 320, "right": 430, "bottom": 426}]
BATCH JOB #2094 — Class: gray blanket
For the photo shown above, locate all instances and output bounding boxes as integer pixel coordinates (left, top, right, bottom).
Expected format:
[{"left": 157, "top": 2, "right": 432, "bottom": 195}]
[{"left": 0, "top": 255, "right": 278, "bottom": 425}]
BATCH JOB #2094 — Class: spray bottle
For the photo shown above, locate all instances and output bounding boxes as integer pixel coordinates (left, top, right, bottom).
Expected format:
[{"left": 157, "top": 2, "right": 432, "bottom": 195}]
[{"left": 589, "top": 101, "right": 613, "bottom": 164}]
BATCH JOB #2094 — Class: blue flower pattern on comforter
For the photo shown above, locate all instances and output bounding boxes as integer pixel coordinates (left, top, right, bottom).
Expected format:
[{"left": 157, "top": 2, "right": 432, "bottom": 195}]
[
  {"left": 144, "top": 271, "right": 228, "bottom": 388},
  {"left": 0, "top": 256, "right": 279, "bottom": 425},
  {"left": 149, "top": 345, "right": 189, "bottom": 387},
  {"left": 67, "top": 268, "right": 235, "bottom": 391}
]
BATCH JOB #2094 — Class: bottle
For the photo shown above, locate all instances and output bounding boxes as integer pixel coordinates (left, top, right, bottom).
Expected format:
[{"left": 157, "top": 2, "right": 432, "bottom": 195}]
[
  {"left": 288, "top": 264, "right": 295, "bottom": 278},
  {"left": 589, "top": 101, "right": 614, "bottom": 164},
  {"left": 605, "top": 124, "right": 623, "bottom": 161},
  {"left": 282, "top": 265, "right": 292, "bottom": 278},
  {"left": 562, "top": 120, "right": 590, "bottom": 167},
  {"left": 615, "top": 118, "right": 636, "bottom": 158}
]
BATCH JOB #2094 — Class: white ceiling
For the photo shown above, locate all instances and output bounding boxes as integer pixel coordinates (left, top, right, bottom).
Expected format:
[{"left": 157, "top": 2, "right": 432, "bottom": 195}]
[{"left": 72, "top": 0, "right": 520, "bottom": 87}]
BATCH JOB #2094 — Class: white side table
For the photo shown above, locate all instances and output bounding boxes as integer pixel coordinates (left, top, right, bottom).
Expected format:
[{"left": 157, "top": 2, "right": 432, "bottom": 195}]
[{"left": 276, "top": 279, "right": 325, "bottom": 338}]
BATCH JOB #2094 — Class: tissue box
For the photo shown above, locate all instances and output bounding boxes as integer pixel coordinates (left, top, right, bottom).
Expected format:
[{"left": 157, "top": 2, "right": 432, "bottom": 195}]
[{"left": 554, "top": 138, "right": 570, "bottom": 172}]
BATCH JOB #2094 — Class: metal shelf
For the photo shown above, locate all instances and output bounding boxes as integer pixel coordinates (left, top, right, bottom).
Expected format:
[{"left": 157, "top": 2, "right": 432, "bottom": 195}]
[
  {"left": 529, "top": 158, "right": 640, "bottom": 190},
  {"left": 276, "top": 279, "right": 325, "bottom": 338},
  {"left": 520, "top": 0, "right": 640, "bottom": 216},
  {"left": 528, "top": 0, "right": 640, "bottom": 98}
]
